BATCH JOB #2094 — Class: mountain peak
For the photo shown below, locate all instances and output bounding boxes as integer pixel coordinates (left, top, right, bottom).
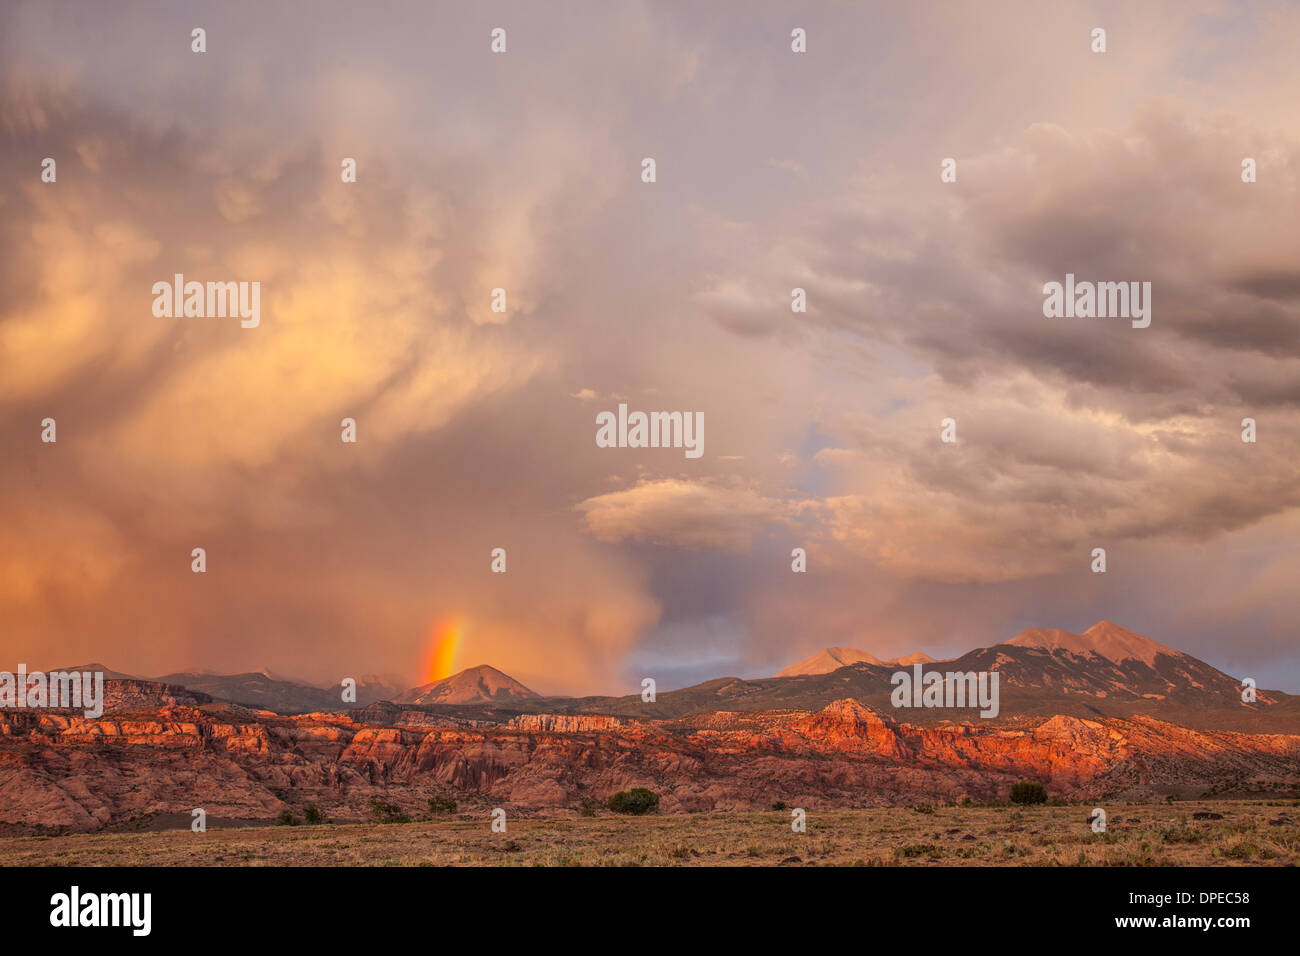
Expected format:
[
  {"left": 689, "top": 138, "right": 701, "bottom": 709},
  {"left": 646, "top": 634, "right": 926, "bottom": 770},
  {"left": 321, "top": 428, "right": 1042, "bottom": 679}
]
[
  {"left": 889, "top": 652, "right": 937, "bottom": 666},
  {"left": 776, "top": 647, "right": 884, "bottom": 677},
  {"left": 776, "top": 646, "right": 943, "bottom": 677},
  {"left": 54, "top": 663, "right": 139, "bottom": 681},
  {"left": 398, "top": 664, "right": 539, "bottom": 705},
  {"left": 1006, "top": 622, "right": 1180, "bottom": 666}
]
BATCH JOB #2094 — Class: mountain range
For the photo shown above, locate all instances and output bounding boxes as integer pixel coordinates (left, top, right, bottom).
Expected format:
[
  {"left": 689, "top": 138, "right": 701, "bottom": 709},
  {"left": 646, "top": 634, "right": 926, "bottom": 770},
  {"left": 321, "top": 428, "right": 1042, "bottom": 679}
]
[
  {"left": 5, "top": 621, "right": 1296, "bottom": 833},
  {"left": 47, "top": 621, "right": 1295, "bottom": 731},
  {"left": 57, "top": 664, "right": 407, "bottom": 714}
]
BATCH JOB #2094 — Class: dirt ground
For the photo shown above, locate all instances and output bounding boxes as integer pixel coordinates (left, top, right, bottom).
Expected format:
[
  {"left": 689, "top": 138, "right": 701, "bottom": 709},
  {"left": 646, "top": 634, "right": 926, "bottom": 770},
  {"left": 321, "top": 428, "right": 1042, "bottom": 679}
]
[{"left": 2, "top": 801, "right": 1295, "bottom": 866}]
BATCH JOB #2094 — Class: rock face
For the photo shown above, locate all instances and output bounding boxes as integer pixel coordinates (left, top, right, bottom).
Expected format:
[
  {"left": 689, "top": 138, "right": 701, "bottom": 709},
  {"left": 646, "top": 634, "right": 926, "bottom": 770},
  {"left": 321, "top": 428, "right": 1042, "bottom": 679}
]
[
  {"left": 0, "top": 679, "right": 212, "bottom": 717},
  {"left": 102, "top": 680, "right": 213, "bottom": 712},
  {"left": 1, "top": 697, "right": 1296, "bottom": 833},
  {"left": 506, "top": 714, "right": 633, "bottom": 734}
]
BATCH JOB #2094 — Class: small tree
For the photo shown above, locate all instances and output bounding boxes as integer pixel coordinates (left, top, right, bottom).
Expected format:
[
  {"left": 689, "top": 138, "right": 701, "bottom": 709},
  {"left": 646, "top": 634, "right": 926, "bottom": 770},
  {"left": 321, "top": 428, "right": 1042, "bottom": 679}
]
[
  {"left": 427, "top": 796, "right": 458, "bottom": 815},
  {"left": 369, "top": 798, "right": 410, "bottom": 824},
  {"left": 1009, "top": 781, "right": 1048, "bottom": 805},
  {"left": 607, "top": 788, "right": 660, "bottom": 815},
  {"left": 276, "top": 809, "right": 300, "bottom": 826},
  {"left": 303, "top": 803, "right": 324, "bottom": 825}
]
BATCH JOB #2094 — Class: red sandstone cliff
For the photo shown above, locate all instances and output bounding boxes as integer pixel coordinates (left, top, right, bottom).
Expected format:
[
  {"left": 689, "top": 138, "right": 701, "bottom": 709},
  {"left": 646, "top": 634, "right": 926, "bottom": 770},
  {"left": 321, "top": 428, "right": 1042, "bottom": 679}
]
[{"left": 1, "top": 695, "right": 1296, "bottom": 833}]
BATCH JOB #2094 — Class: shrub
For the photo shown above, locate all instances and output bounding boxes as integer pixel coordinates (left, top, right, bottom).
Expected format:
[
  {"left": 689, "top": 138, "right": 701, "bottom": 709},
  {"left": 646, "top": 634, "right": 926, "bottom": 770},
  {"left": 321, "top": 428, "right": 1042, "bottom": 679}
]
[
  {"left": 1009, "top": 781, "right": 1048, "bottom": 805},
  {"left": 276, "top": 810, "right": 300, "bottom": 826},
  {"left": 772, "top": 801, "right": 788, "bottom": 811},
  {"left": 1220, "top": 841, "right": 1261, "bottom": 861},
  {"left": 369, "top": 798, "right": 410, "bottom": 824},
  {"left": 427, "top": 796, "right": 458, "bottom": 815},
  {"left": 607, "top": 788, "right": 660, "bottom": 815},
  {"left": 302, "top": 803, "right": 324, "bottom": 825},
  {"left": 895, "top": 843, "right": 941, "bottom": 859}
]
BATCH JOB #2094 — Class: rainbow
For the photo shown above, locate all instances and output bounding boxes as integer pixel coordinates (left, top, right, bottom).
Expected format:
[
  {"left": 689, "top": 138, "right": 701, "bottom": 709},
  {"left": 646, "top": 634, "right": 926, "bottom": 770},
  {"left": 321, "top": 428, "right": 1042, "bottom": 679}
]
[{"left": 422, "top": 618, "right": 462, "bottom": 683}]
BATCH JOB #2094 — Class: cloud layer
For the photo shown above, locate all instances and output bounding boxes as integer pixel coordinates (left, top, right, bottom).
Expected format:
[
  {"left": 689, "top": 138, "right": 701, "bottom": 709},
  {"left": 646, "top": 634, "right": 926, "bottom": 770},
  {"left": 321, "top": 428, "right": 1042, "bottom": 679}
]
[{"left": 2, "top": 1, "right": 1297, "bottom": 693}]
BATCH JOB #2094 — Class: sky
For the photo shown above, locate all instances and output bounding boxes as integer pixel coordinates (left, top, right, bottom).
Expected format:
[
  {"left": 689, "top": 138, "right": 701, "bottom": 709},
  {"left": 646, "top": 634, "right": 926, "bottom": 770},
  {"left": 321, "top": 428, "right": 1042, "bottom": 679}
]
[{"left": 1, "top": 1, "right": 1297, "bottom": 695}]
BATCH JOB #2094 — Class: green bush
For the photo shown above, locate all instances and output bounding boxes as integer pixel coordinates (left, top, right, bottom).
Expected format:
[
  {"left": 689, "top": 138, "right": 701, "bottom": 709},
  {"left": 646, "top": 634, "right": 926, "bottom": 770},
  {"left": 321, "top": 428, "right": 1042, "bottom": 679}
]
[
  {"left": 302, "top": 803, "right": 324, "bottom": 825},
  {"left": 369, "top": 798, "right": 411, "bottom": 824},
  {"left": 607, "top": 788, "right": 660, "bottom": 815},
  {"left": 895, "top": 843, "right": 941, "bottom": 859},
  {"left": 427, "top": 796, "right": 458, "bottom": 815},
  {"left": 1009, "top": 781, "right": 1048, "bottom": 805},
  {"left": 276, "top": 810, "right": 300, "bottom": 826}
]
